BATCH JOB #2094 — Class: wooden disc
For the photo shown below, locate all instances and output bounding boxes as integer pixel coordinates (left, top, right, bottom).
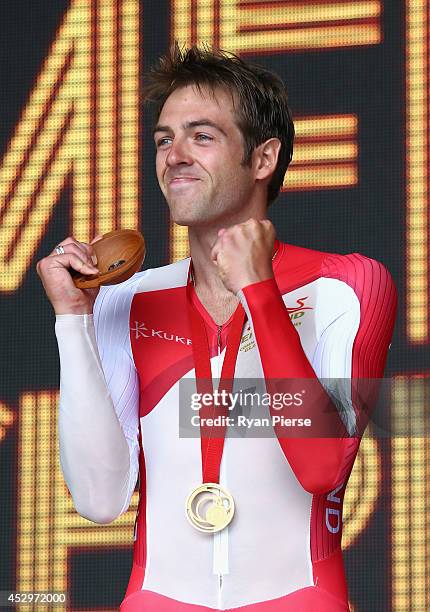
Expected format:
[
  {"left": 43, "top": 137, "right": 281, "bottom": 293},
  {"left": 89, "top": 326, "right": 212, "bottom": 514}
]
[{"left": 72, "top": 229, "right": 146, "bottom": 289}]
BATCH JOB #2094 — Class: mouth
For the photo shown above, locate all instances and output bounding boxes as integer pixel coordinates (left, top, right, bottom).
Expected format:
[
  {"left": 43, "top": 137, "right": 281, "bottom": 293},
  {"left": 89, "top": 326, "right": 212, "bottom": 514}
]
[
  {"left": 168, "top": 177, "right": 201, "bottom": 190},
  {"left": 169, "top": 177, "right": 200, "bottom": 184}
]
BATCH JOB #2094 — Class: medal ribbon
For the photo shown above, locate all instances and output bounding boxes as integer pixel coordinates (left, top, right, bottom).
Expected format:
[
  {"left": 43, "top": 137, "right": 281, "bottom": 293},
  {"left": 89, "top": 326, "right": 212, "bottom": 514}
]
[
  {"left": 187, "top": 279, "right": 245, "bottom": 484},
  {"left": 186, "top": 239, "right": 279, "bottom": 485}
]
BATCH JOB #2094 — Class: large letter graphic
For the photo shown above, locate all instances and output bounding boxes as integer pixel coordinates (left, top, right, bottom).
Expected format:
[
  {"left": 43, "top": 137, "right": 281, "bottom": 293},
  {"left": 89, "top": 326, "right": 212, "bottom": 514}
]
[
  {"left": 0, "top": 0, "right": 140, "bottom": 292},
  {"left": 16, "top": 391, "right": 138, "bottom": 605}
]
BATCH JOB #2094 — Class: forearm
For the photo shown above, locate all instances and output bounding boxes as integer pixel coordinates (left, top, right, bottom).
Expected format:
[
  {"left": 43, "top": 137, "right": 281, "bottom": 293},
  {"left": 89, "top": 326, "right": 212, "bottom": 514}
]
[
  {"left": 238, "top": 278, "right": 355, "bottom": 493},
  {"left": 56, "top": 314, "right": 133, "bottom": 523}
]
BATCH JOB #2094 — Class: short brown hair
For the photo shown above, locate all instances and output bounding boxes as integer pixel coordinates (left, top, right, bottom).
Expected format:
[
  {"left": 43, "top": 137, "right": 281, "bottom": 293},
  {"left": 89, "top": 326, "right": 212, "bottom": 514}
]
[{"left": 143, "top": 44, "right": 294, "bottom": 204}]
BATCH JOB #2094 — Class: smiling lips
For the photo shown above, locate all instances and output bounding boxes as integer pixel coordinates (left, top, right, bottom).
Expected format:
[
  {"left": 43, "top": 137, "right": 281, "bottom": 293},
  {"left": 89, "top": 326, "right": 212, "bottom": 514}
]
[
  {"left": 168, "top": 176, "right": 201, "bottom": 189},
  {"left": 169, "top": 176, "right": 199, "bottom": 182}
]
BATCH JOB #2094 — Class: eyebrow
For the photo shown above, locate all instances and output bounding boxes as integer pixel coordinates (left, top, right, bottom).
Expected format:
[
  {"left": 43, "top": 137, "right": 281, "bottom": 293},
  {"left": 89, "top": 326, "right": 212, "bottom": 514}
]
[{"left": 153, "top": 119, "right": 228, "bottom": 137}]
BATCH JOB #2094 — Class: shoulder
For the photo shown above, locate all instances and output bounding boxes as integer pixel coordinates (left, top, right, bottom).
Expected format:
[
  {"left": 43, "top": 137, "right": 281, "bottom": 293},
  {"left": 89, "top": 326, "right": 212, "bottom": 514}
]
[
  {"left": 320, "top": 251, "right": 396, "bottom": 302},
  {"left": 94, "top": 257, "right": 190, "bottom": 321},
  {"left": 318, "top": 253, "right": 398, "bottom": 333},
  {"left": 132, "top": 257, "right": 190, "bottom": 294},
  {"left": 277, "top": 241, "right": 397, "bottom": 304}
]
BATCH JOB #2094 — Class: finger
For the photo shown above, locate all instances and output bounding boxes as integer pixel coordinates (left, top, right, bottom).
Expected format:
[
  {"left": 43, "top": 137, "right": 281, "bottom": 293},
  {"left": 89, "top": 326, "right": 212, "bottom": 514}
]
[
  {"left": 211, "top": 236, "right": 223, "bottom": 263},
  {"left": 51, "top": 242, "right": 96, "bottom": 267},
  {"left": 62, "top": 253, "right": 99, "bottom": 276},
  {"left": 39, "top": 251, "right": 98, "bottom": 279},
  {"left": 87, "top": 234, "right": 103, "bottom": 264},
  {"left": 50, "top": 237, "right": 74, "bottom": 256},
  {"left": 51, "top": 238, "right": 89, "bottom": 259},
  {"left": 77, "top": 241, "right": 98, "bottom": 264},
  {"left": 263, "top": 222, "right": 276, "bottom": 244},
  {"left": 261, "top": 219, "right": 274, "bottom": 232},
  {"left": 54, "top": 239, "right": 97, "bottom": 265}
]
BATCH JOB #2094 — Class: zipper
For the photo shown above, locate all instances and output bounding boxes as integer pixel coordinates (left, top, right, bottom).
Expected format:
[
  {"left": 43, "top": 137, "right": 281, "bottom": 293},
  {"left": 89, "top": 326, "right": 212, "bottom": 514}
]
[
  {"left": 217, "top": 324, "right": 222, "bottom": 377},
  {"left": 217, "top": 572, "right": 223, "bottom": 608},
  {"left": 214, "top": 322, "right": 227, "bottom": 605}
]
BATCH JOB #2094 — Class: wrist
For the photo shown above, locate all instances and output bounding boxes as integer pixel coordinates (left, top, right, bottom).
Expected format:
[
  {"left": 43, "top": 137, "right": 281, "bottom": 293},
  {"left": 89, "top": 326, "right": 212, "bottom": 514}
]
[
  {"left": 236, "top": 272, "right": 275, "bottom": 296},
  {"left": 53, "top": 299, "right": 94, "bottom": 315},
  {"left": 55, "top": 313, "right": 94, "bottom": 324},
  {"left": 239, "top": 277, "right": 281, "bottom": 308}
]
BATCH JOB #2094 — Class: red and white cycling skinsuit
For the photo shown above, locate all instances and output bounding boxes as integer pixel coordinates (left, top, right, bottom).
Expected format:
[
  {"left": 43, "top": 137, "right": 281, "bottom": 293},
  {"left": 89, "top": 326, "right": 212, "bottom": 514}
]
[{"left": 55, "top": 241, "right": 397, "bottom": 611}]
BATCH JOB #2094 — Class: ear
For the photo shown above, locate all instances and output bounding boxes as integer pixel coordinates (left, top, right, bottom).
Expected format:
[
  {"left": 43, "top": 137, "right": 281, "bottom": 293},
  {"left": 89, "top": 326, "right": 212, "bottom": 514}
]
[{"left": 253, "top": 138, "right": 282, "bottom": 181}]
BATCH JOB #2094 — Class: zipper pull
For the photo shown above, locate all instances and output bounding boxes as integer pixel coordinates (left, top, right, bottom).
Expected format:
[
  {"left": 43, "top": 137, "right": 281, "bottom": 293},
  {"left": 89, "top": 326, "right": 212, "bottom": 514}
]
[{"left": 217, "top": 325, "right": 222, "bottom": 355}]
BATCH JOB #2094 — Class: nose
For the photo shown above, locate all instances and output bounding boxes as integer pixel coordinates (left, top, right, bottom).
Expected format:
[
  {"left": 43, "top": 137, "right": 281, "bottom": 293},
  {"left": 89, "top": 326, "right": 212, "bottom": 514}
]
[{"left": 165, "top": 135, "right": 193, "bottom": 167}]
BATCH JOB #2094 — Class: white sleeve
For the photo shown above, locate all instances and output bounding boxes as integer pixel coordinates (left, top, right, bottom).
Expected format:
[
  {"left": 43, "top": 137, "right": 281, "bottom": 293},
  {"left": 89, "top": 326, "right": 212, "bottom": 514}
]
[{"left": 56, "top": 277, "right": 142, "bottom": 524}]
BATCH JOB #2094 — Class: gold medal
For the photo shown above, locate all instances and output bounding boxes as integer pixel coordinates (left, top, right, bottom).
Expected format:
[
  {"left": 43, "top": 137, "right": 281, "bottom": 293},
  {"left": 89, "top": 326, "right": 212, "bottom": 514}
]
[{"left": 185, "top": 483, "right": 235, "bottom": 533}]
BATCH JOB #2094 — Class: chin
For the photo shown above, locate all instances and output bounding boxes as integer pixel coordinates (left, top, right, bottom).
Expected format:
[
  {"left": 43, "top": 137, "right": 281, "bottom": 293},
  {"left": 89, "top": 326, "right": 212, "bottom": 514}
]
[
  {"left": 171, "top": 216, "right": 206, "bottom": 227},
  {"left": 168, "top": 209, "right": 196, "bottom": 226},
  {"left": 171, "top": 217, "right": 191, "bottom": 227},
  {"left": 168, "top": 204, "right": 208, "bottom": 227}
]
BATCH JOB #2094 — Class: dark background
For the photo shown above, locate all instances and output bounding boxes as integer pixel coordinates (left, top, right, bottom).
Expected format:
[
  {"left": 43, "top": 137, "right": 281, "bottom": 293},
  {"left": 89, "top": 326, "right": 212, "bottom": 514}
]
[{"left": 0, "top": 1, "right": 427, "bottom": 611}]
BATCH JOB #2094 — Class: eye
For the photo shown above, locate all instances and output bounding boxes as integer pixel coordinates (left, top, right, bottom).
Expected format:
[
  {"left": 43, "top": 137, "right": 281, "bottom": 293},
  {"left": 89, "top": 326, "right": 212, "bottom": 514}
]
[
  {"left": 156, "top": 136, "right": 172, "bottom": 148},
  {"left": 195, "top": 133, "right": 214, "bottom": 142}
]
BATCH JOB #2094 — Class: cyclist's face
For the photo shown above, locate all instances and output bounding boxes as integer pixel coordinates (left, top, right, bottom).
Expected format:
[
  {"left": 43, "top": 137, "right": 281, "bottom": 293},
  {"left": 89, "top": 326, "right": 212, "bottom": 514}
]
[{"left": 155, "top": 85, "right": 255, "bottom": 227}]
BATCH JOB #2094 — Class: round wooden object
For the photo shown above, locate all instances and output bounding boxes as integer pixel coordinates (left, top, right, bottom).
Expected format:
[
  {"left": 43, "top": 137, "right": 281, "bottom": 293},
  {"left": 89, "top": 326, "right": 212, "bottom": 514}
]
[{"left": 72, "top": 229, "right": 146, "bottom": 289}]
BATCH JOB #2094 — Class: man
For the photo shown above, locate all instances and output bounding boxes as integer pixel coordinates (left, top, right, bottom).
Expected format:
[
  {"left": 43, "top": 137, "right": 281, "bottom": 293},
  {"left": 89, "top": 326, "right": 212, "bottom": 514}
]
[{"left": 37, "top": 46, "right": 397, "bottom": 611}]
